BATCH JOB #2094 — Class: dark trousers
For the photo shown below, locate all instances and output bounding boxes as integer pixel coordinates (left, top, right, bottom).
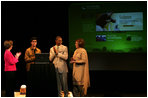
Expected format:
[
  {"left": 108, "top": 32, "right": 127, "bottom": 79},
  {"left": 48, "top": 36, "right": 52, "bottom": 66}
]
[
  {"left": 5, "top": 71, "right": 16, "bottom": 97},
  {"left": 73, "top": 85, "right": 84, "bottom": 97},
  {"left": 55, "top": 68, "right": 68, "bottom": 97}
]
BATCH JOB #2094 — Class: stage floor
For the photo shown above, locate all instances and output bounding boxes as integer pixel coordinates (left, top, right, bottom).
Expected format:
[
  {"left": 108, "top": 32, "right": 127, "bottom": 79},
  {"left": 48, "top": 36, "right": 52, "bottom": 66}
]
[{"left": 1, "top": 90, "right": 147, "bottom": 97}]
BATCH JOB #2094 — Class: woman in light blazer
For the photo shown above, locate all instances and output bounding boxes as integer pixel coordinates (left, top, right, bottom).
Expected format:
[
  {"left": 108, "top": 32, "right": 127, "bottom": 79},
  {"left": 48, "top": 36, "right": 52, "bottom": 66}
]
[{"left": 70, "top": 38, "right": 90, "bottom": 97}]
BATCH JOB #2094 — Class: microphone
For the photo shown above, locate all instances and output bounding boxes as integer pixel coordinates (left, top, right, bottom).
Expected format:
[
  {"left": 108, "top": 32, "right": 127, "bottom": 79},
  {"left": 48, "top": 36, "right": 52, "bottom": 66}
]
[{"left": 34, "top": 48, "right": 37, "bottom": 54}]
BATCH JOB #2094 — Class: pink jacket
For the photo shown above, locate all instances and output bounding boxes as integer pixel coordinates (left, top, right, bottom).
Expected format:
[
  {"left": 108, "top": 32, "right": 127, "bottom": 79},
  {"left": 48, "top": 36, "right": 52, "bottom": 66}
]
[{"left": 4, "top": 50, "right": 18, "bottom": 71}]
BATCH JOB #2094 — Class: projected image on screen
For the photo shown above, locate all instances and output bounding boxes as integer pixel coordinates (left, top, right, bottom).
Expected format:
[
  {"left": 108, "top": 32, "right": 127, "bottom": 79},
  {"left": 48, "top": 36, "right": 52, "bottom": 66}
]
[
  {"left": 96, "top": 35, "right": 106, "bottom": 41},
  {"left": 69, "top": 2, "right": 146, "bottom": 71},
  {"left": 69, "top": 2, "right": 146, "bottom": 53},
  {"left": 96, "top": 12, "right": 143, "bottom": 31}
]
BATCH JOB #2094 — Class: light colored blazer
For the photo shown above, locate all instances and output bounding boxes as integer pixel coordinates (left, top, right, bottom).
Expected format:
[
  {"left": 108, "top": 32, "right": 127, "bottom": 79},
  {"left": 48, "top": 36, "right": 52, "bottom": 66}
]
[{"left": 49, "top": 45, "right": 68, "bottom": 73}]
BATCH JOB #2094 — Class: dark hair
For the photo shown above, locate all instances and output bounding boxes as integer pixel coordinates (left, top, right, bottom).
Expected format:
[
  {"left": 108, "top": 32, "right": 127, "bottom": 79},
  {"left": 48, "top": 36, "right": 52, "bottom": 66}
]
[
  {"left": 56, "top": 36, "right": 62, "bottom": 40},
  {"left": 4, "top": 40, "right": 13, "bottom": 49},
  {"left": 30, "top": 37, "right": 37, "bottom": 42},
  {"left": 76, "top": 38, "right": 85, "bottom": 48}
]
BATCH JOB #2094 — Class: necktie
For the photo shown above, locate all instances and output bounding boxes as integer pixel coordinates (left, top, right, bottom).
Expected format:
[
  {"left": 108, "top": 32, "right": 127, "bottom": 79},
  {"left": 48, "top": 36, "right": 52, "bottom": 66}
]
[{"left": 57, "top": 46, "right": 59, "bottom": 51}]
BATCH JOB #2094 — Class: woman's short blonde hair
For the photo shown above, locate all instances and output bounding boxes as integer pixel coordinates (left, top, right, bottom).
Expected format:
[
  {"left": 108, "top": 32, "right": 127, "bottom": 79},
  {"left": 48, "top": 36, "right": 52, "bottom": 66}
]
[{"left": 4, "top": 40, "right": 13, "bottom": 49}]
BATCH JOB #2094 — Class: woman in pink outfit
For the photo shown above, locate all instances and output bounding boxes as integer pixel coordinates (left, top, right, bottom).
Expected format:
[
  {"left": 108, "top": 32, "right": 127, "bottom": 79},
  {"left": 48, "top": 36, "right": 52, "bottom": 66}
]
[{"left": 4, "top": 40, "right": 21, "bottom": 97}]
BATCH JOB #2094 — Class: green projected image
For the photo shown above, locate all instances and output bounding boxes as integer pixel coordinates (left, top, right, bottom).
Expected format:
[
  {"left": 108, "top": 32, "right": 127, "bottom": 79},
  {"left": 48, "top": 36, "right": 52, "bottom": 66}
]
[{"left": 69, "top": 2, "right": 147, "bottom": 54}]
